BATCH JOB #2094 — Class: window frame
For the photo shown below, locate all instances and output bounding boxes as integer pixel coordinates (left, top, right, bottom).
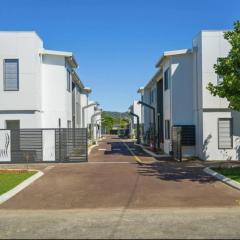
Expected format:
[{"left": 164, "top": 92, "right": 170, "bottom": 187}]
[
  {"left": 164, "top": 68, "right": 170, "bottom": 91},
  {"left": 67, "top": 69, "right": 71, "bottom": 92},
  {"left": 165, "top": 119, "right": 170, "bottom": 140},
  {"left": 4, "top": 59, "right": 19, "bottom": 91},
  {"left": 218, "top": 118, "right": 233, "bottom": 149}
]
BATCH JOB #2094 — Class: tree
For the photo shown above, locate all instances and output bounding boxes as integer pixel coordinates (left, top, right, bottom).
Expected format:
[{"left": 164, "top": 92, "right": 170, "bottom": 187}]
[
  {"left": 207, "top": 20, "right": 240, "bottom": 111},
  {"left": 101, "top": 112, "right": 114, "bottom": 133}
]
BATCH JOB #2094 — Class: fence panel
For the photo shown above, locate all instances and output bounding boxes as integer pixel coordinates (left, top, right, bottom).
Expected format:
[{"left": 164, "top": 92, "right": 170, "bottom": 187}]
[{"left": 0, "top": 128, "right": 88, "bottom": 163}]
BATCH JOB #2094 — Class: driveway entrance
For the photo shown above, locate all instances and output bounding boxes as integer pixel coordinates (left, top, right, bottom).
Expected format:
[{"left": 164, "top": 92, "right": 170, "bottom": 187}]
[{"left": 1, "top": 135, "right": 240, "bottom": 209}]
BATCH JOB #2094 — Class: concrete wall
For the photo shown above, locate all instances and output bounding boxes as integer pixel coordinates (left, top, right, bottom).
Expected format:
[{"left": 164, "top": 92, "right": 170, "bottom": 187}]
[
  {"left": 193, "top": 31, "right": 240, "bottom": 160},
  {"left": 0, "top": 32, "right": 43, "bottom": 128},
  {"left": 41, "top": 55, "right": 72, "bottom": 128}
]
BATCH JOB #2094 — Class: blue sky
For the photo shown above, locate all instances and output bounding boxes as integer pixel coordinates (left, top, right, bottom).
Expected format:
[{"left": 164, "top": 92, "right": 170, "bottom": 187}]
[{"left": 0, "top": 0, "right": 239, "bottom": 112}]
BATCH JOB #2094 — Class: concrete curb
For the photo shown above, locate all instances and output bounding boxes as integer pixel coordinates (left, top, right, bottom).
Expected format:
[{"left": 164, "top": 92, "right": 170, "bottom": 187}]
[
  {"left": 88, "top": 143, "right": 98, "bottom": 155},
  {"left": 203, "top": 167, "right": 240, "bottom": 190},
  {"left": 134, "top": 143, "right": 170, "bottom": 158},
  {"left": 0, "top": 170, "right": 44, "bottom": 204}
]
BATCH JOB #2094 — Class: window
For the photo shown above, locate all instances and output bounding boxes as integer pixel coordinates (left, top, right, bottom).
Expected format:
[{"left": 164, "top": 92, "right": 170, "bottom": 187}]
[
  {"left": 216, "top": 58, "right": 224, "bottom": 85},
  {"left": 165, "top": 120, "right": 170, "bottom": 140},
  {"left": 67, "top": 70, "right": 71, "bottom": 92},
  {"left": 6, "top": 120, "right": 20, "bottom": 129},
  {"left": 4, "top": 59, "right": 19, "bottom": 91},
  {"left": 164, "top": 68, "right": 170, "bottom": 90},
  {"left": 218, "top": 118, "right": 233, "bottom": 149},
  {"left": 149, "top": 89, "right": 154, "bottom": 104}
]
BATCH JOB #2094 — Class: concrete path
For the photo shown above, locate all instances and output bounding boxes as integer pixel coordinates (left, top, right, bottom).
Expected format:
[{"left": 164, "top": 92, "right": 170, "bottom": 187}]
[
  {"left": 1, "top": 135, "right": 240, "bottom": 238},
  {"left": 1, "top": 208, "right": 240, "bottom": 239}
]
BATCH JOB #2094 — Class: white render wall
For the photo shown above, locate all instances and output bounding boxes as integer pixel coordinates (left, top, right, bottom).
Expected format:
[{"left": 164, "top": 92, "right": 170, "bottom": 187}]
[
  {"left": 133, "top": 100, "right": 142, "bottom": 124},
  {"left": 193, "top": 31, "right": 240, "bottom": 160},
  {"left": 41, "top": 55, "right": 72, "bottom": 128},
  {"left": 0, "top": 32, "right": 43, "bottom": 128}
]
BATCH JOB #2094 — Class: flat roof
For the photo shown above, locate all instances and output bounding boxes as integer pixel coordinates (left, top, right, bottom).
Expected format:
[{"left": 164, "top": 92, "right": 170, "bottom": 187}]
[
  {"left": 40, "top": 49, "right": 78, "bottom": 68},
  {"left": 155, "top": 48, "right": 192, "bottom": 68}
]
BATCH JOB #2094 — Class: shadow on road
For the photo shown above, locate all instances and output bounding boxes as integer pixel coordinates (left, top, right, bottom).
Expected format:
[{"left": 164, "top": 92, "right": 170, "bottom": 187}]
[{"left": 137, "top": 161, "right": 218, "bottom": 184}]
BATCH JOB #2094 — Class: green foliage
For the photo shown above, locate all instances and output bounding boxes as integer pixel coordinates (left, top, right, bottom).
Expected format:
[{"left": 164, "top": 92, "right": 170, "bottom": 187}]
[
  {"left": 101, "top": 111, "right": 130, "bottom": 133},
  {"left": 101, "top": 112, "right": 114, "bottom": 133},
  {"left": 0, "top": 172, "right": 36, "bottom": 195},
  {"left": 207, "top": 20, "right": 240, "bottom": 111}
]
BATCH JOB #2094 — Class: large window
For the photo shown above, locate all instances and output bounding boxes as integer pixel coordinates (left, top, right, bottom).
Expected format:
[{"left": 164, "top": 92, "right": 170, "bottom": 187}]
[
  {"left": 67, "top": 70, "right": 71, "bottom": 92},
  {"left": 164, "top": 68, "right": 170, "bottom": 90},
  {"left": 165, "top": 120, "right": 170, "bottom": 140},
  {"left": 218, "top": 118, "right": 233, "bottom": 149},
  {"left": 4, "top": 59, "right": 19, "bottom": 91}
]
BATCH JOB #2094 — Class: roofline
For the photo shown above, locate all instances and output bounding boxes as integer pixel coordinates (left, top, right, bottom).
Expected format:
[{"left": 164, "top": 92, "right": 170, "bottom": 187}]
[
  {"left": 72, "top": 70, "right": 85, "bottom": 89},
  {"left": 83, "top": 87, "right": 92, "bottom": 94},
  {"left": 0, "top": 31, "right": 43, "bottom": 41},
  {"left": 144, "top": 68, "right": 163, "bottom": 90},
  {"left": 137, "top": 87, "right": 144, "bottom": 94},
  {"left": 155, "top": 48, "right": 192, "bottom": 68},
  {"left": 40, "top": 49, "right": 78, "bottom": 68}
]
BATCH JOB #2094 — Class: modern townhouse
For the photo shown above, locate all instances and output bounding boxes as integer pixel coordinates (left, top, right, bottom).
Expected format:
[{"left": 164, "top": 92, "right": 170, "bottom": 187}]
[
  {"left": 0, "top": 31, "right": 101, "bottom": 163},
  {"left": 192, "top": 31, "right": 240, "bottom": 160},
  {"left": 138, "top": 30, "right": 240, "bottom": 160},
  {"left": 0, "top": 31, "right": 93, "bottom": 129}
]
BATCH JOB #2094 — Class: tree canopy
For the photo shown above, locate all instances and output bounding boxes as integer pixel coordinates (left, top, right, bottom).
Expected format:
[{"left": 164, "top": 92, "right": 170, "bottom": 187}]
[{"left": 207, "top": 20, "right": 240, "bottom": 111}]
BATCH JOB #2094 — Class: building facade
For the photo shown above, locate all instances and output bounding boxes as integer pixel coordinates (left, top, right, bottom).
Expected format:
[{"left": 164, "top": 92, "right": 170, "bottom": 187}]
[
  {"left": 138, "top": 30, "right": 240, "bottom": 160},
  {"left": 0, "top": 31, "right": 101, "bottom": 136}
]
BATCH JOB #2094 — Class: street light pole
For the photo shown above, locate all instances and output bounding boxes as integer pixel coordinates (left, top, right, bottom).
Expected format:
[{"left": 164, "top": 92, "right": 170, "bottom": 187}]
[
  {"left": 128, "top": 111, "right": 140, "bottom": 144},
  {"left": 137, "top": 100, "right": 156, "bottom": 152}
]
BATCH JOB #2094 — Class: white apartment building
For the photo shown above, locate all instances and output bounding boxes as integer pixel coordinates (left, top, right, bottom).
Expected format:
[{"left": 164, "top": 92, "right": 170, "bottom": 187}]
[
  {"left": 138, "top": 30, "right": 240, "bottom": 160},
  {"left": 0, "top": 31, "right": 94, "bottom": 130}
]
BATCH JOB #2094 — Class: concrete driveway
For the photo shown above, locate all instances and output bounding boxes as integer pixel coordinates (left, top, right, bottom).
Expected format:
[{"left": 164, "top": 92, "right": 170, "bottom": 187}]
[
  {"left": 1, "top": 135, "right": 240, "bottom": 209},
  {"left": 1, "top": 136, "right": 240, "bottom": 239}
]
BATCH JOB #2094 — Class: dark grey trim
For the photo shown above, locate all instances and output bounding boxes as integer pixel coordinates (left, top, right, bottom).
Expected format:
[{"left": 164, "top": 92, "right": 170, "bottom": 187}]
[
  {"left": 203, "top": 108, "right": 232, "bottom": 112},
  {"left": 0, "top": 110, "right": 39, "bottom": 114},
  {"left": 218, "top": 118, "right": 233, "bottom": 150}
]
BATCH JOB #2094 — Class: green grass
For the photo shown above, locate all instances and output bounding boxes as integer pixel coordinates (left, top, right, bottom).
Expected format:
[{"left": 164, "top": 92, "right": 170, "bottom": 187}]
[
  {"left": 0, "top": 172, "right": 36, "bottom": 195},
  {"left": 213, "top": 167, "right": 240, "bottom": 183}
]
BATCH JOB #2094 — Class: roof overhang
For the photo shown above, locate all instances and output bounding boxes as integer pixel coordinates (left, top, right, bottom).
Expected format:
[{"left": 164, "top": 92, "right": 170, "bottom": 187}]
[
  {"left": 40, "top": 49, "right": 78, "bottom": 68},
  {"left": 144, "top": 68, "right": 163, "bottom": 90},
  {"left": 137, "top": 87, "right": 144, "bottom": 94},
  {"left": 155, "top": 49, "right": 192, "bottom": 68},
  {"left": 72, "top": 70, "right": 85, "bottom": 89},
  {"left": 83, "top": 87, "right": 92, "bottom": 94}
]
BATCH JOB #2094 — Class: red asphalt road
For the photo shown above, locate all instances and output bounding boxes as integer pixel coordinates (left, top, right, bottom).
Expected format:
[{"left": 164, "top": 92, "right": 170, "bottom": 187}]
[{"left": 1, "top": 135, "right": 240, "bottom": 209}]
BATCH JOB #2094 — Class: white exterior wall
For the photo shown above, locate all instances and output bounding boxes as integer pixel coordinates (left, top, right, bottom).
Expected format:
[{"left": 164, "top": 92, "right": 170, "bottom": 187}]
[
  {"left": 193, "top": 31, "right": 240, "bottom": 160},
  {"left": 133, "top": 100, "right": 142, "bottom": 124},
  {"left": 41, "top": 55, "right": 72, "bottom": 128},
  {"left": 81, "top": 93, "right": 89, "bottom": 127},
  {"left": 0, "top": 32, "right": 43, "bottom": 128}
]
